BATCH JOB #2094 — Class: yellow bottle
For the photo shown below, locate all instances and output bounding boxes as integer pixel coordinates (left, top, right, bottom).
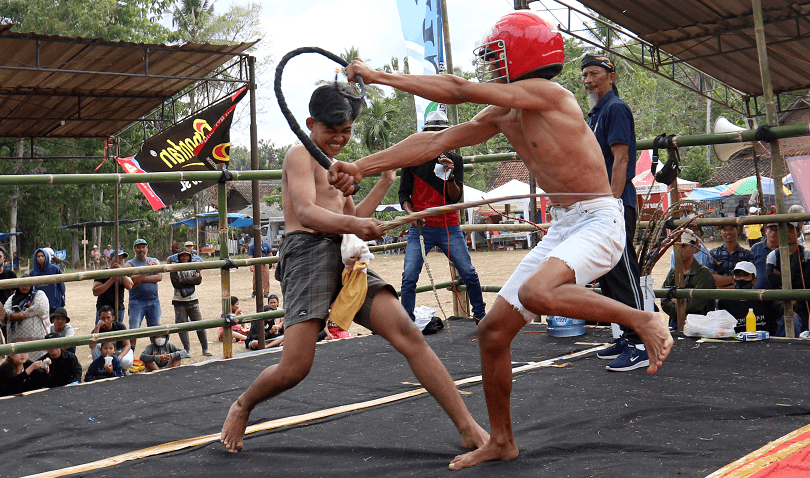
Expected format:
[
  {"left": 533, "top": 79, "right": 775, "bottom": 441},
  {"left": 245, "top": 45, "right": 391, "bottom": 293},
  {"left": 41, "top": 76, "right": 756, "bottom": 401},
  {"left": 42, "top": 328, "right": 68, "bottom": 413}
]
[{"left": 746, "top": 308, "right": 756, "bottom": 332}]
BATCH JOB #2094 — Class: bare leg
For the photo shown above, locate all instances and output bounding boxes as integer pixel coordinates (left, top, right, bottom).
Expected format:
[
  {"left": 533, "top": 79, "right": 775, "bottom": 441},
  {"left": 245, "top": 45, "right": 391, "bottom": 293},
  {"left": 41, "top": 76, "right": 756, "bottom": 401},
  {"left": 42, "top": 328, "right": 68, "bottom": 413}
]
[
  {"left": 144, "top": 362, "right": 159, "bottom": 372},
  {"left": 220, "top": 319, "right": 321, "bottom": 453},
  {"left": 517, "top": 258, "right": 672, "bottom": 374},
  {"left": 367, "top": 291, "right": 489, "bottom": 450},
  {"left": 170, "top": 358, "right": 182, "bottom": 368},
  {"left": 449, "top": 297, "right": 524, "bottom": 470}
]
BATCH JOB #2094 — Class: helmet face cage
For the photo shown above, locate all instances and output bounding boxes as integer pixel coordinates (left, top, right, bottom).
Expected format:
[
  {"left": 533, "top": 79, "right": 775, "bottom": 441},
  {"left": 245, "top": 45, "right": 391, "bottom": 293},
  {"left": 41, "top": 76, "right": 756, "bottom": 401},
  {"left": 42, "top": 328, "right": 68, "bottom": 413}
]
[{"left": 474, "top": 39, "right": 509, "bottom": 83}]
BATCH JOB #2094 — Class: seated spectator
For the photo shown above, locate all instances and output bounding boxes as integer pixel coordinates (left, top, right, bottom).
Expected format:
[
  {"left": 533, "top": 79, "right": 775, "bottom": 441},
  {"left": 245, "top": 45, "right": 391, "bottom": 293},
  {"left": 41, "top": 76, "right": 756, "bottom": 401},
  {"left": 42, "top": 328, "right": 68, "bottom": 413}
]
[
  {"left": 246, "top": 295, "right": 284, "bottom": 350},
  {"left": 140, "top": 333, "right": 187, "bottom": 371},
  {"left": 766, "top": 221, "right": 810, "bottom": 336},
  {"left": 661, "top": 230, "right": 717, "bottom": 329},
  {"left": 709, "top": 224, "right": 754, "bottom": 289},
  {"left": 669, "top": 225, "right": 712, "bottom": 269},
  {"left": 752, "top": 223, "right": 780, "bottom": 289},
  {"left": 744, "top": 207, "right": 763, "bottom": 247},
  {"left": 49, "top": 307, "right": 76, "bottom": 354},
  {"left": 36, "top": 332, "right": 82, "bottom": 387},
  {"left": 0, "top": 351, "right": 46, "bottom": 396},
  {"left": 324, "top": 318, "right": 352, "bottom": 340},
  {"left": 90, "top": 245, "right": 101, "bottom": 270},
  {"left": 2, "top": 279, "right": 50, "bottom": 343},
  {"left": 789, "top": 204, "right": 807, "bottom": 247},
  {"left": 716, "top": 261, "right": 773, "bottom": 334},
  {"left": 218, "top": 296, "right": 248, "bottom": 343},
  {"left": 89, "top": 306, "right": 134, "bottom": 370},
  {"left": 30, "top": 248, "right": 65, "bottom": 314},
  {"left": 85, "top": 342, "right": 123, "bottom": 382}
]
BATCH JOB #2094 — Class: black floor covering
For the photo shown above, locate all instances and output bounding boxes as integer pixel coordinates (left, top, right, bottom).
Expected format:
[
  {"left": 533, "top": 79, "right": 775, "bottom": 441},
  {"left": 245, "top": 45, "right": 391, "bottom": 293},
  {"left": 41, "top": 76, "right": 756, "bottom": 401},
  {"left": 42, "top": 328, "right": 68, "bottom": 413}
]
[{"left": 2, "top": 318, "right": 809, "bottom": 478}]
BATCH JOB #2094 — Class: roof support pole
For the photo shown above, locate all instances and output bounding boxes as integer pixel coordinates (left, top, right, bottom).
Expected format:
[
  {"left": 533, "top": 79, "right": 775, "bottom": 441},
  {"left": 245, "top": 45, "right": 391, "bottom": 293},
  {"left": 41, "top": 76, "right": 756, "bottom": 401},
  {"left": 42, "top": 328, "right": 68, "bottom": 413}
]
[
  {"left": 439, "top": 0, "right": 459, "bottom": 129},
  {"left": 753, "top": 0, "right": 795, "bottom": 337},
  {"left": 249, "top": 55, "right": 265, "bottom": 349}
]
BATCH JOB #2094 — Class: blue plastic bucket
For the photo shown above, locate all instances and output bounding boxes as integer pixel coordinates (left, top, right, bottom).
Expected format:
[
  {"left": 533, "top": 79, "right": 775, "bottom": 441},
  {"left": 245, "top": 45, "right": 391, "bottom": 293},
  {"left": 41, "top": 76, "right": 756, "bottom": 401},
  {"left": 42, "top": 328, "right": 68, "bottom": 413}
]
[{"left": 546, "top": 316, "right": 586, "bottom": 337}]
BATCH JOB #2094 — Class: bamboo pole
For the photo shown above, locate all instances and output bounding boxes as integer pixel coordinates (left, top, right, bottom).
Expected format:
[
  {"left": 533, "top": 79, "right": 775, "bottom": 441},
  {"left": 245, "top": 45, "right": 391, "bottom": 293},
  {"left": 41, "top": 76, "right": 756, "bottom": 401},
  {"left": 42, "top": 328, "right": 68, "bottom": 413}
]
[
  {"left": 638, "top": 212, "right": 810, "bottom": 229},
  {"left": 218, "top": 177, "right": 233, "bottom": 358},
  {"left": 636, "top": 123, "right": 810, "bottom": 150},
  {"left": 753, "top": 0, "right": 795, "bottom": 337},
  {"left": 439, "top": 0, "right": 459, "bottom": 128}
]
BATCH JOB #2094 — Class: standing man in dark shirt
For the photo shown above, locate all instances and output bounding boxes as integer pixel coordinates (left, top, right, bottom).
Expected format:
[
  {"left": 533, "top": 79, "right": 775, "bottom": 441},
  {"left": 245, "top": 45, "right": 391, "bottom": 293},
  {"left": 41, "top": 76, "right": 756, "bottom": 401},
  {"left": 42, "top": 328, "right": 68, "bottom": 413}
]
[
  {"left": 582, "top": 54, "right": 646, "bottom": 371},
  {"left": 398, "top": 110, "right": 486, "bottom": 322},
  {"left": 92, "top": 249, "right": 133, "bottom": 322}
]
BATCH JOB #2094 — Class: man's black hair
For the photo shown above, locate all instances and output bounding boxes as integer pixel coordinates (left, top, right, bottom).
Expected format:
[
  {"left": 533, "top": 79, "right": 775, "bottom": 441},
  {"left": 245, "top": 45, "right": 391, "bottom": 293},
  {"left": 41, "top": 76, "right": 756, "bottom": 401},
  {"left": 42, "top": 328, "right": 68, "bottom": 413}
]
[
  {"left": 99, "top": 305, "right": 114, "bottom": 315},
  {"left": 309, "top": 82, "right": 363, "bottom": 127},
  {"left": 268, "top": 294, "right": 279, "bottom": 301}
]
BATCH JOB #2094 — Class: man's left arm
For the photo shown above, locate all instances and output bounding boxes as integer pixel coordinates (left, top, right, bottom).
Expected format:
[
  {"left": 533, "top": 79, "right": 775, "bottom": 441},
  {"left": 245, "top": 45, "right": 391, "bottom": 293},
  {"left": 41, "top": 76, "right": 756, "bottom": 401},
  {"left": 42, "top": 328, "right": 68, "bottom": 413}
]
[{"left": 609, "top": 143, "right": 630, "bottom": 199}]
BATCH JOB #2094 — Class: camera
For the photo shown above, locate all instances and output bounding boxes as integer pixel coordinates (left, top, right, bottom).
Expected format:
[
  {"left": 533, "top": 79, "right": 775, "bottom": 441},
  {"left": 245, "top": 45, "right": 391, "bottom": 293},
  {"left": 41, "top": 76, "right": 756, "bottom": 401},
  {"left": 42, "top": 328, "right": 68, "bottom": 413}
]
[{"left": 11, "top": 305, "right": 21, "bottom": 313}]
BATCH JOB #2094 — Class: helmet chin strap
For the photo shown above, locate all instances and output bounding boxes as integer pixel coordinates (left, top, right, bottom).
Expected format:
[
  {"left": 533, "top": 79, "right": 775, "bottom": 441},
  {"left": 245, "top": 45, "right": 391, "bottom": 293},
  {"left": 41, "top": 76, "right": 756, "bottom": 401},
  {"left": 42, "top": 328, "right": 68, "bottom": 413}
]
[{"left": 274, "top": 47, "right": 365, "bottom": 194}]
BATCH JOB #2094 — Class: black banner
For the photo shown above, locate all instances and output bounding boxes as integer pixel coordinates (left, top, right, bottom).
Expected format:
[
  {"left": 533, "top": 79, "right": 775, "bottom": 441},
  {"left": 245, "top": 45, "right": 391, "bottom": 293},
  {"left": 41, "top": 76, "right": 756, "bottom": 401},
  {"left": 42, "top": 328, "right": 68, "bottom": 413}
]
[{"left": 118, "top": 87, "right": 247, "bottom": 210}]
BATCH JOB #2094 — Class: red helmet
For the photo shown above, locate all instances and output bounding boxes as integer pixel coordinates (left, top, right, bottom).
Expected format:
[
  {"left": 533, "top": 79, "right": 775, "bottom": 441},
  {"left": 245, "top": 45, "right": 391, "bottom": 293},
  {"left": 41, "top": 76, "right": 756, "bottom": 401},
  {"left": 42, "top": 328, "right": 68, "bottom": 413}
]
[{"left": 474, "top": 12, "right": 564, "bottom": 83}]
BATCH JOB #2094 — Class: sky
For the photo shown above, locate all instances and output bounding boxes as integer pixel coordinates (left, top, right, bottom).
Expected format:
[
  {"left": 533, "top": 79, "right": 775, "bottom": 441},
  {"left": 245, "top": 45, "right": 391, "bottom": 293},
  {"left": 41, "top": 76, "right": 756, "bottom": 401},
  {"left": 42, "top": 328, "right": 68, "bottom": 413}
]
[{"left": 221, "top": 0, "right": 572, "bottom": 149}]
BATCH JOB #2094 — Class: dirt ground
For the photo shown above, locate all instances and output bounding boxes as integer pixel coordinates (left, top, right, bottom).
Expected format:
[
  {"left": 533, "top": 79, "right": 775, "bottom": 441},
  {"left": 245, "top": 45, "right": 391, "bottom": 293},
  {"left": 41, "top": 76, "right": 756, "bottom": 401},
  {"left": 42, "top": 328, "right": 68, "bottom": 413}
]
[{"left": 62, "top": 239, "right": 719, "bottom": 372}]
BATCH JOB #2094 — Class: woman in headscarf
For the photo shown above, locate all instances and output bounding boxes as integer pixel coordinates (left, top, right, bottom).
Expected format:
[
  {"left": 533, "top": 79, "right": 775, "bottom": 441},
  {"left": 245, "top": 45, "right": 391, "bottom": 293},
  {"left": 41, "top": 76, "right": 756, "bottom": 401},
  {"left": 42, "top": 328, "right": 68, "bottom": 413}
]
[{"left": 2, "top": 276, "right": 50, "bottom": 342}]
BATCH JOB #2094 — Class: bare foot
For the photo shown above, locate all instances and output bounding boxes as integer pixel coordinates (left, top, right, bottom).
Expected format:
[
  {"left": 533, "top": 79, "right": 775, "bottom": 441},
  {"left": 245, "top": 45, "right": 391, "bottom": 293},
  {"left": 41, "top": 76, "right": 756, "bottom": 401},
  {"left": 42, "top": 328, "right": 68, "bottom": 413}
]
[
  {"left": 459, "top": 422, "right": 490, "bottom": 449},
  {"left": 448, "top": 439, "right": 519, "bottom": 470},
  {"left": 636, "top": 311, "right": 673, "bottom": 374},
  {"left": 221, "top": 399, "right": 250, "bottom": 453}
]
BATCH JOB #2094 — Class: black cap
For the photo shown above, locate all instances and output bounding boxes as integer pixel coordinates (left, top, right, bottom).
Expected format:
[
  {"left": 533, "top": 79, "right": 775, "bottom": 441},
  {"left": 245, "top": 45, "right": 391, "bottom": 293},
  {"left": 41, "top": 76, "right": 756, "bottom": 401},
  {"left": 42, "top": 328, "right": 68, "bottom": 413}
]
[
  {"left": 50, "top": 307, "right": 70, "bottom": 323},
  {"left": 581, "top": 54, "right": 615, "bottom": 72},
  {"left": 44, "top": 332, "right": 62, "bottom": 340}
]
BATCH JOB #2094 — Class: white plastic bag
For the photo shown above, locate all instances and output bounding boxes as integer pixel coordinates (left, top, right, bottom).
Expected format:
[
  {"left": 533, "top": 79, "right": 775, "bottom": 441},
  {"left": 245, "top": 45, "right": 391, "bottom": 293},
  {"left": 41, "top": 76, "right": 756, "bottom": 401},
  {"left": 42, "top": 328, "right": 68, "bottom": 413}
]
[
  {"left": 413, "top": 305, "right": 436, "bottom": 332},
  {"left": 340, "top": 234, "right": 374, "bottom": 269},
  {"left": 683, "top": 310, "right": 738, "bottom": 338}
]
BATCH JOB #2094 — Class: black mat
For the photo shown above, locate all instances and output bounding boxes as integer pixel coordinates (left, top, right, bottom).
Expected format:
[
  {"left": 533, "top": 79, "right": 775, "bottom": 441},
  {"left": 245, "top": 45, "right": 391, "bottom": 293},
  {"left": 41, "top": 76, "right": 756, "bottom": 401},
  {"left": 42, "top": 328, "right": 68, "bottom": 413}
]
[{"left": 2, "top": 319, "right": 809, "bottom": 478}]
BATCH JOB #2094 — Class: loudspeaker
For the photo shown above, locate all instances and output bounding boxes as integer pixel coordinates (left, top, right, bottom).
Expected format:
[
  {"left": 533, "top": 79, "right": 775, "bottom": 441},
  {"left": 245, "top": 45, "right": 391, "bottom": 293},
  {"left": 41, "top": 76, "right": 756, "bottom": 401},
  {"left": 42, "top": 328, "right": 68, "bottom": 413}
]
[{"left": 713, "top": 117, "right": 755, "bottom": 162}]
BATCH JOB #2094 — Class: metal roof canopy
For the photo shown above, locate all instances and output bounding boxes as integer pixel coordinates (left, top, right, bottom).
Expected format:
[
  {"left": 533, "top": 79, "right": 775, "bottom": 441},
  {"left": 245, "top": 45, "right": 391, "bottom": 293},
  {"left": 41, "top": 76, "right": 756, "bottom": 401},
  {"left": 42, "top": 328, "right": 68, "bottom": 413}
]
[
  {"left": 0, "top": 24, "right": 257, "bottom": 139},
  {"left": 532, "top": 0, "right": 810, "bottom": 118}
]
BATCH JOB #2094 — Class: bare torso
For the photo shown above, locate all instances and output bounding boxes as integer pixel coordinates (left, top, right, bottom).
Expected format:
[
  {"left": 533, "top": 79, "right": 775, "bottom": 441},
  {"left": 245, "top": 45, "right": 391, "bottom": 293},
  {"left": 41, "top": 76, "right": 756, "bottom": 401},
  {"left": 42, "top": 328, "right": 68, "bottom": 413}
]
[
  {"left": 480, "top": 83, "right": 611, "bottom": 207},
  {"left": 282, "top": 145, "right": 350, "bottom": 234}
]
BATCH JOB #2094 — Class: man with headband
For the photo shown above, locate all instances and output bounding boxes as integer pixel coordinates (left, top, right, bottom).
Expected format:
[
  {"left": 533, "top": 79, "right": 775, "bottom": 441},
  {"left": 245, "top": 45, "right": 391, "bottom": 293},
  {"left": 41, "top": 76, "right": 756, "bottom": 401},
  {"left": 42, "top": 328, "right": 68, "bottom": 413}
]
[
  {"left": 330, "top": 11, "right": 672, "bottom": 470},
  {"left": 220, "top": 83, "right": 488, "bottom": 454},
  {"left": 581, "top": 54, "right": 647, "bottom": 372}
]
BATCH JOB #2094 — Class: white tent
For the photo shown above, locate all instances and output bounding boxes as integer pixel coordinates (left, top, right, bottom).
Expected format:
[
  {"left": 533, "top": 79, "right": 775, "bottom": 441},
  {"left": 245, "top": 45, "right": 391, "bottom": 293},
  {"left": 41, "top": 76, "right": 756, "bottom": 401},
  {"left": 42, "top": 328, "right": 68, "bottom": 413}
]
[{"left": 480, "top": 179, "right": 538, "bottom": 248}]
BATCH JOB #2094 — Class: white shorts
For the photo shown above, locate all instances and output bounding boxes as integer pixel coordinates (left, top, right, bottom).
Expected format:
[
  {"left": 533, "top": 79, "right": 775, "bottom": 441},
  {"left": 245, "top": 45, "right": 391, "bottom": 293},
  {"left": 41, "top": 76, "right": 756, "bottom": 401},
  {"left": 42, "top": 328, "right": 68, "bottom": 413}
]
[{"left": 498, "top": 197, "right": 625, "bottom": 322}]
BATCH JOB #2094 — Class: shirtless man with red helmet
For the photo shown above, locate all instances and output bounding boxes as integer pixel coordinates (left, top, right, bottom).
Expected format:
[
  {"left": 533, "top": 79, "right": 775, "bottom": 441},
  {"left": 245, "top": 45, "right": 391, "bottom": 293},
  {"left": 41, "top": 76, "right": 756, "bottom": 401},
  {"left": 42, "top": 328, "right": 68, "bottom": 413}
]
[{"left": 330, "top": 12, "right": 673, "bottom": 470}]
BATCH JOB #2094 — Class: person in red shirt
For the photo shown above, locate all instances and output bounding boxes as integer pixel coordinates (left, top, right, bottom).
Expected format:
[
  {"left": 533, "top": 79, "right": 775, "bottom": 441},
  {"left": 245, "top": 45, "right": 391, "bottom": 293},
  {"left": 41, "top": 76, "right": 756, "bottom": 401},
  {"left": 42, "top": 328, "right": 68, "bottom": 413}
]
[{"left": 398, "top": 111, "right": 486, "bottom": 322}]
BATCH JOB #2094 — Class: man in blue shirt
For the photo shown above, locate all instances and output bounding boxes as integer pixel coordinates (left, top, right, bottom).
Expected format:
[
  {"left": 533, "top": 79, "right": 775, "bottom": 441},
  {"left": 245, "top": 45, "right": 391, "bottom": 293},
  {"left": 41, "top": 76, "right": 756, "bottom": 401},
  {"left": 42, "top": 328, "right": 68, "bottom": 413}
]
[
  {"left": 582, "top": 54, "right": 646, "bottom": 372},
  {"left": 124, "top": 238, "right": 162, "bottom": 349},
  {"left": 708, "top": 224, "right": 754, "bottom": 289},
  {"left": 248, "top": 238, "right": 272, "bottom": 299}
]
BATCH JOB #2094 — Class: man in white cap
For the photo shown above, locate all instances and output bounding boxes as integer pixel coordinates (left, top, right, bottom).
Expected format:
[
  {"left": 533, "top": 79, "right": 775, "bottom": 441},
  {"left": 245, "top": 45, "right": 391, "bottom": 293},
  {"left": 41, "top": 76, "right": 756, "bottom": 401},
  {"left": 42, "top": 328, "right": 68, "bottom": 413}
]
[
  {"left": 397, "top": 110, "right": 486, "bottom": 323},
  {"left": 716, "top": 261, "right": 771, "bottom": 333},
  {"left": 166, "top": 240, "right": 204, "bottom": 264},
  {"left": 661, "top": 230, "right": 716, "bottom": 329}
]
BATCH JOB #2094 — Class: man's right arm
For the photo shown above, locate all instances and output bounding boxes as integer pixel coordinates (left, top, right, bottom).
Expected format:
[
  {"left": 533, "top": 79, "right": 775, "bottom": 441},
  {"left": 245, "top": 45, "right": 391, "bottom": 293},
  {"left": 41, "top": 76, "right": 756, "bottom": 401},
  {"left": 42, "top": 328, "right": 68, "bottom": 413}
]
[{"left": 286, "top": 146, "right": 383, "bottom": 240}]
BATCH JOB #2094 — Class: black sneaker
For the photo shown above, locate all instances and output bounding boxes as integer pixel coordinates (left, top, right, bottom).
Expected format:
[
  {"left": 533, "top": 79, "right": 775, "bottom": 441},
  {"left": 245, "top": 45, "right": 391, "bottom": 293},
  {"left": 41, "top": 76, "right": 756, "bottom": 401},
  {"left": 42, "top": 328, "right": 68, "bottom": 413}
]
[
  {"left": 597, "top": 337, "right": 628, "bottom": 360},
  {"left": 605, "top": 343, "right": 649, "bottom": 372}
]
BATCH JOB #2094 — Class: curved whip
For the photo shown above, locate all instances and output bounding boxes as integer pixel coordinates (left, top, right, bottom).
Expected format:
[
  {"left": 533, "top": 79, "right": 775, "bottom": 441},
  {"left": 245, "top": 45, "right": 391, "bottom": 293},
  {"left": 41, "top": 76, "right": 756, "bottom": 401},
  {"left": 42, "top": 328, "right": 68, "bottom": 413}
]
[{"left": 274, "top": 47, "right": 365, "bottom": 193}]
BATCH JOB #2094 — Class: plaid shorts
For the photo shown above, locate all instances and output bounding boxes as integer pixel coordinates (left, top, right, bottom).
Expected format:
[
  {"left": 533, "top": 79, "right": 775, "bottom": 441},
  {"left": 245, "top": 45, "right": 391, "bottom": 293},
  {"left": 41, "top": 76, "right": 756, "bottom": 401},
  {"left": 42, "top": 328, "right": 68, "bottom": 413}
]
[{"left": 275, "top": 231, "right": 395, "bottom": 330}]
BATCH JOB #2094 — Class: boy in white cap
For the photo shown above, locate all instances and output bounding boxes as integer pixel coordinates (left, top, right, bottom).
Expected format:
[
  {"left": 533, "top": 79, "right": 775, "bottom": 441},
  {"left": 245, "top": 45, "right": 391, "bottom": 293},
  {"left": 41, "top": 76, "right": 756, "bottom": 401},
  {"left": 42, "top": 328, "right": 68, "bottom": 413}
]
[
  {"left": 716, "top": 261, "right": 771, "bottom": 333},
  {"left": 661, "top": 230, "right": 717, "bottom": 329}
]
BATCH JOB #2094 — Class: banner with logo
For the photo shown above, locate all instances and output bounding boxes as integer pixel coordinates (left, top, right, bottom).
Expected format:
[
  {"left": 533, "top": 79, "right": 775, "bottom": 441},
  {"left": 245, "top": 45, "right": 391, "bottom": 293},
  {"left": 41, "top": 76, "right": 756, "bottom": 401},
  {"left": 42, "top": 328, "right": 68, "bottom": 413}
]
[
  {"left": 117, "top": 87, "right": 247, "bottom": 211},
  {"left": 396, "top": 0, "right": 445, "bottom": 131}
]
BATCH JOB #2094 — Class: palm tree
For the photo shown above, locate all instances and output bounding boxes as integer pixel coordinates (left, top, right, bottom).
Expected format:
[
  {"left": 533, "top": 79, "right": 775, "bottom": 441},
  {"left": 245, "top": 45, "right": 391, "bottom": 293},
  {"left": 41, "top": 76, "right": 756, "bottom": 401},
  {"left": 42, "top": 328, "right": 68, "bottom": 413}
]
[
  {"left": 172, "top": 0, "right": 215, "bottom": 42},
  {"left": 360, "top": 99, "right": 397, "bottom": 152}
]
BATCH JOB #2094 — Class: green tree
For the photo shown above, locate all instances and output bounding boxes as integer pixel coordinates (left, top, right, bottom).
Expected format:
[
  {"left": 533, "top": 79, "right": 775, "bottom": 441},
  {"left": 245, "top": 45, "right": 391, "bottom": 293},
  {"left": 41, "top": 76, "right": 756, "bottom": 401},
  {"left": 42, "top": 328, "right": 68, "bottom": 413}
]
[{"left": 360, "top": 99, "right": 397, "bottom": 151}]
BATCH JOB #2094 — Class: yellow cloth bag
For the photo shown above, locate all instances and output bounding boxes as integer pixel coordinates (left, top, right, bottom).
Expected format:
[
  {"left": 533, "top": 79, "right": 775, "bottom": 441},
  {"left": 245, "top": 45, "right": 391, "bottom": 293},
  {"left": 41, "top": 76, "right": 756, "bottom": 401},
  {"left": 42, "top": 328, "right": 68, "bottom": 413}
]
[{"left": 329, "top": 261, "right": 369, "bottom": 331}]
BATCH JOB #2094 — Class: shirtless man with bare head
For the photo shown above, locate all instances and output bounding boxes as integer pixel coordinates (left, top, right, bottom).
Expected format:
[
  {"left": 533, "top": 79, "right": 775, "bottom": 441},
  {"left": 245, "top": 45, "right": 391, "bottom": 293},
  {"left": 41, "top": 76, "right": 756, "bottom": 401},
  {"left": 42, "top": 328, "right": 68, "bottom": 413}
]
[
  {"left": 220, "top": 83, "right": 488, "bottom": 455},
  {"left": 329, "top": 12, "right": 673, "bottom": 470}
]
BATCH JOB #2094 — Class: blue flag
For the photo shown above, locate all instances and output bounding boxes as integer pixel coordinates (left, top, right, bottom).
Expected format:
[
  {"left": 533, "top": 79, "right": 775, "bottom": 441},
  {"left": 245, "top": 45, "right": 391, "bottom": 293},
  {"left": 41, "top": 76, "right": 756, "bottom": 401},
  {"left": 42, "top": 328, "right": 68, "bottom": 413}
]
[{"left": 396, "top": 0, "right": 446, "bottom": 131}]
